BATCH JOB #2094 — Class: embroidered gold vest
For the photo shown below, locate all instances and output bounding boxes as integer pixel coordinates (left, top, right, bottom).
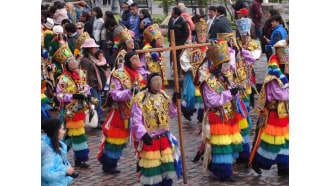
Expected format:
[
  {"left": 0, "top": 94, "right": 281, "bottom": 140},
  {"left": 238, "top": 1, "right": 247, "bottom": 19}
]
[
  {"left": 57, "top": 69, "right": 88, "bottom": 118},
  {"left": 255, "top": 75, "right": 289, "bottom": 118},
  {"left": 203, "top": 74, "right": 236, "bottom": 120},
  {"left": 145, "top": 52, "right": 168, "bottom": 85},
  {"left": 134, "top": 90, "right": 171, "bottom": 134},
  {"left": 114, "top": 49, "right": 127, "bottom": 69},
  {"left": 235, "top": 54, "right": 252, "bottom": 97}
]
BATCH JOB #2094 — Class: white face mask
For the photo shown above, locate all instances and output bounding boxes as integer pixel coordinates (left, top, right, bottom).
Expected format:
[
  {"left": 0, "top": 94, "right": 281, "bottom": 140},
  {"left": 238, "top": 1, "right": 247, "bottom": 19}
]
[{"left": 221, "top": 62, "right": 230, "bottom": 74}]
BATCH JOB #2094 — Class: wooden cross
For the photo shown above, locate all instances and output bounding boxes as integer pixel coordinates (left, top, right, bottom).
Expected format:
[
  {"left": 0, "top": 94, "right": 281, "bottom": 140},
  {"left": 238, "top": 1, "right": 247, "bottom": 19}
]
[{"left": 136, "top": 30, "right": 211, "bottom": 184}]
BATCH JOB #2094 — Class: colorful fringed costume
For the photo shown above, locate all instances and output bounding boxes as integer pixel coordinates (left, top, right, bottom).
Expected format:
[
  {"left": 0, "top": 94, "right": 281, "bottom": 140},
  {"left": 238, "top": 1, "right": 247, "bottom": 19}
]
[
  {"left": 56, "top": 69, "right": 91, "bottom": 164},
  {"left": 138, "top": 24, "right": 168, "bottom": 87},
  {"left": 200, "top": 41, "right": 244, "bottom": 181},
  {"left": 131, "top": 90, "right": 179, "bottom": 186},
  {"left": 252, "top": 51, "right": 289, "bottom": 175},
  {"left": 98, "top": 67, "right": 145, "bottom": 172}
]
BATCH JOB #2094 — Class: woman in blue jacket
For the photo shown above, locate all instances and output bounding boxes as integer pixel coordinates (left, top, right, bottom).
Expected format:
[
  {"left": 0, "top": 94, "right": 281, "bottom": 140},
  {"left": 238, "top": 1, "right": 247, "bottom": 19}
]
[
  {"left": 41, "top": 119, "right": 75, "bottom": 186},
  {"left": 265, "top": 15, "right": 287, "bottom": 53}
]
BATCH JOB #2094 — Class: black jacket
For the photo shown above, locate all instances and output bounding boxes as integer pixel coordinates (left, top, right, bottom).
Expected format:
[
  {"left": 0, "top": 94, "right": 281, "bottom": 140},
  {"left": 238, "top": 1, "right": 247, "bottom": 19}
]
[
  {"left": 209, "top": 15, "right": 233, "bottom": 39},
  {"left": 168, "top": 16, "right": 189, "bottom": 46},
  {"left": 67, "top": 32, "right": 80, "bottom": 49},
  {"left": 232, "top": 0, "right": 248, "bottom": 19},
  {"left": 84, "top": 20, "right": 94, "bottom": 39}
]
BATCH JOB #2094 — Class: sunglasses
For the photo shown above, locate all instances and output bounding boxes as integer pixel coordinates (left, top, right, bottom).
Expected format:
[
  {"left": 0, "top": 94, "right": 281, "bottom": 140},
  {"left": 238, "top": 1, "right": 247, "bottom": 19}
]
[{"left": 77, "top": 27, "right": 83, "bottom": 30}]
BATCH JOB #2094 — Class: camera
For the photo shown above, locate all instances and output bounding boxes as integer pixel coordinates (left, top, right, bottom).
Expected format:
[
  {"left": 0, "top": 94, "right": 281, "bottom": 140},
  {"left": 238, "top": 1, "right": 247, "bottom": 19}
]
[{"left": 69, "top": 171, "right": 79, "bottom": 178}]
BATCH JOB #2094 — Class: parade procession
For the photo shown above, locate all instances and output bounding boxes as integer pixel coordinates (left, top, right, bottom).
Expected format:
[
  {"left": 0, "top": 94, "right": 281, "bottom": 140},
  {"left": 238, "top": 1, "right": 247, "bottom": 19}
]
[{"left": 41, "top": 0, "right": 289, "bottom": 185}]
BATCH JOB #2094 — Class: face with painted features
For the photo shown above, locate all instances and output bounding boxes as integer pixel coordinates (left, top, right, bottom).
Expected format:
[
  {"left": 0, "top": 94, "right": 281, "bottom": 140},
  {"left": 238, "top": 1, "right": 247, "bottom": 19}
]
[
  {"left": 130, "top": 54, "right": 141, "bottom": 69},
  {"left": 197, "top": 33, "right": 207, "bottom": 43},
  {"left": 67, "top": 58, "right": 78, "bottom": 72},
  {"left": 155, "top": 36, "right": 164, "bottom": 48},
  {"left": 125, "top": 39, "right": 134, "bottom": 52},
  {"left": 150, "top": 76, "right": 162, "bottom": 94},
  {"left": 221, "top": 61, "right": 231, "bottom": 74}
]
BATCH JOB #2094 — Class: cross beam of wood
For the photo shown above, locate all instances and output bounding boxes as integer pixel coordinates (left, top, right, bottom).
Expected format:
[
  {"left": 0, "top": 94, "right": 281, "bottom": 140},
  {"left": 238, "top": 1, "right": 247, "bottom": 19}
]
[{"left": 136, "top": 30, "right": 210, "bottom": 184}]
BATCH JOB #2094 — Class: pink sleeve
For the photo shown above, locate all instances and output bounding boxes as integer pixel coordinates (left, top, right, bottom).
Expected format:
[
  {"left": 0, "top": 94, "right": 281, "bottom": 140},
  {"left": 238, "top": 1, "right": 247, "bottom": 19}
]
[
  {"left": 201, "top": 82, "right": 233, "bottom": 109},
  {"left": 169, "top": 102, "right": 177, "bottom": 117},
  {"left": 266, "top": 80, "right": 289, "bottom": 102},
  {"left": 241, "top": 49, "right": 256, "bottom": 66},
  {"left": 131, "top": 102, "right": 147, "bottom": 141},
  {"left": 110, "top": 77, "right": 133, "bottom": 101},
  {"left": 229, "top": 47, "right": 236, "bottom": 71}
]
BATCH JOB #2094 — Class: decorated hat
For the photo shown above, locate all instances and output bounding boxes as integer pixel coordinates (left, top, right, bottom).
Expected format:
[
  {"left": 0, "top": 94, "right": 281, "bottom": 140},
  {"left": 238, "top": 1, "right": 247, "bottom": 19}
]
[
  {"left": 80, "top": 38, "right": 99, "bottom": 49},
  {"left": 53, "top": 45, "right": 73, "bottom": 64},
  {"left": 143, "top": 24, "right": 162, "bottom": 43},
  {"left": 195, "top": 22, "right": 209, "bottom": 35},
  {"left": 274, "top": 40, "right": 289, "bottom": 64},
  {"left": 53, "top": 25, "right": 63, "bottom": 35},
  {"left": 217, "top": 33, "right": 238, "bottom": 48},
  {"left": 75, "top": 32, "right": 90, "bottom": 50},
  {"left": 236, "top": 18, "right": 252, "bottom": 36},
  {"left": 44, "top": 18, "right": 54, "bottom": 29},
  {"left": 206, "top": 41, "right": 230, "bottom": 67},
  {"left": 115, "top": 28, "right": 133, "bottom": 43}
]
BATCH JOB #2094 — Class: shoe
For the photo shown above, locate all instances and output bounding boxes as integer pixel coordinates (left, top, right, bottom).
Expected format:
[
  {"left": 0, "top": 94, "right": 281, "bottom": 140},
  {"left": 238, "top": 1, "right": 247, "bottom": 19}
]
[
  {"left": 278, "top": 170, "right": 289, "bottom": 177},
  {"left": 75, "top": 161, "right": 90, "bottom": 168},
  {"left": 220, "top": 176, "right": 235, "bottom": 182},
  {"left": 192, "top": 151, "right": 203, "bottom": 163},
  {"left": 103, "top": 167, "right": 120, "bottom": 174},
  {"left": 252, "top": 164, "right": 262, "bottom": 175},
  {"left": 182, "top": 112, "right": 191, "bottom": 121}
]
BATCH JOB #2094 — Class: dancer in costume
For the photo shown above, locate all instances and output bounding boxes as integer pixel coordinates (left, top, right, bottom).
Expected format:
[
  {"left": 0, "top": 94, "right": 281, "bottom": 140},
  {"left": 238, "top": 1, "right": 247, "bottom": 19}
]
[
  {"left": 218, "top": 32, "right": 256, "bottom": 164},
  {"left": 138, "top": 24, "right": 168, "bottom": 87},
  {"left": 200, "top": 41, "right": 244, "bottom": 182},
  {"left": 56, "top": 57, "right": 92, "bottom": 168},
  {"left": 42, "top": 50, "right": 54, "bottom": 119},
  {"left": 180, "top": 21, "right": 209, "bottom": 122},
  {"left": 251, "top": 40, "right": 289, "bottom": 176},
  {"left": 98, "top": 51, "right": 146, "bottom": 173},
  {"left": 132, "top": 72, "right": 181, "bottom": 186}
]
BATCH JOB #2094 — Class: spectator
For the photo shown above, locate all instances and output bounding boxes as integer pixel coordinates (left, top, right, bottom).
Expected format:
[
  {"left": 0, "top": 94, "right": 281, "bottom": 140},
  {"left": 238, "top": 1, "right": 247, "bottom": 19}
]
[
  {"left": 49, "top": 5, "right": 57, "bottom": 18},
  {"left": 236, "top": 8, "right": 256, "bottom": 39},
  {"left": 265, "top": 15, "right": 287, "bottom": 53},
  {"left": 94, "top": 50, "right": 108, "bottom": 89},
  {"left": 138, "top": 9, "right": 153, "bottom": 45},
  {"left": 127, "top": 3, "right": 140, "bottom": 41},
  {"left": 80, "top": 12, "right": 94, "bottom": 39},
  {"left": 65, "top": 23, "right": 80, "bottom": 49},
  {"left": 204, "top": 6, "right": 217, "bottom": 39},
  {"left": 72, "top": 0, "right": 91, "bottom": 22},
  {"left": 92, "top": 7, "right": 104, "bottom": 44},
  {"left": 41, "top": 118, "right": 75, "bottom": 185},
  {"left": 76, "top": 22, "right": 85, "bottom": 34},
  {"left": 100, "top": 11, "right": 116, "bottom": 66},
  {"left": 80, "top": 38, "right": 104, "bottom": 128},
  {"left": 61, "top": 19, "right": 71, "bottom": 39},
  {"left": 119, "top": 1, "right": 132, "bottom": 27},
  {"left": 179, "top": 5, "right": 194, "bottom": 43},
  {"left": 209, "top": 6, "right": 232, "bottom": 39},
  {"left": 104, "top": 19, "right": 120, "bottom": 68},
  {"left": 250, "top": 0, "right": 264, "bottom": 40},
  {"left": 168, "top": 7, "right": 189, "bottom": 77},
  {"left": 262, "top": 9, "right": 279, "bottom": 59},
  {"left": 191, "top": 14, "right": 201, "bottom": 42},
  {"left": 65, "top": 2, "right": 77, "bottom": 24},
  {"left": 53, "top": 2, "right": 69, "bottom": 25},
  {"left": 231, "top": 0, "right": 248, "bottom": 20}
]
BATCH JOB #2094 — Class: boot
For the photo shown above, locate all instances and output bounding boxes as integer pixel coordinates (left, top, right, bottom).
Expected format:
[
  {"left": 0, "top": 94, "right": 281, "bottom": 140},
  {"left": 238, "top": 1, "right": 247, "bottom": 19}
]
[
  {"left": 192, "top": 150, "right": 203, "bottom": 163},
  {"left": 103, "top": 167, "right": 120, "bottom": 174},
  {"left": 220, "top": 176, "right": 235, "bottom": 182},
  {"left": 252, "top": 162, "right": 262, "bottom": 175},
  {"left": 75, "top": 160, "right": 90, "bottom": 168}
]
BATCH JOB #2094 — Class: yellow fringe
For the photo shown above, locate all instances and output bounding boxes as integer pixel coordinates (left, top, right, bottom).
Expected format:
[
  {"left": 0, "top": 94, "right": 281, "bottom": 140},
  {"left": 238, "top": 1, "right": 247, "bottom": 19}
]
[
  {"left": 41, "top": 94, "right": 47, "bottom": 100},
  {"left": 140, "top": 150, "right": 161, "bottom": 160},
  {"left": 238, "top": 118, "right": 249, "bottom": 130},
  {"left": 246, "top": 87, "right": 252, "bottom": 95},
  {"left": 139, "top": 159, "right": 161, "bottom": 168},
  {"left": 106, "top": 137, "right": 129, "bottom": 145},
  {"left": 260, "top": 132, "right": 289, "bottom": 145},
  {"left": 161, "top": 153, "right": 174, "bottom": 163},
  {"left": 161, "top": 147, "right": 173, "bottom": 155},
  {"left": 210, "top": 132, "right": 244, "bottom": 145},
  {"left": 67, "top": 127, "right": 85, "bottom": 136},
  {"left": 194, "top": 87, "right": 201, "bottom": 96}
]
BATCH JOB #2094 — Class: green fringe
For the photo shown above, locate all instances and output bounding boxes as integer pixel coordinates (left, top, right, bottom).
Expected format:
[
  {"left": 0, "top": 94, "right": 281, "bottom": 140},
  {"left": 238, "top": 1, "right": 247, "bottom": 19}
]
[
  {"left": 240, "top": 128, "right": 250, "bottom": 136},
  {"left": 259, "top": 140, "right": 289, "bottom": 152},
  {"left": 41, "top": 98, "right": 51, "bottom": 104},
  {"left": 71, "top": 134, "right": 88, "bottom": 144},
  {"left": 140, "top": 163, "right": 175, "bottom": 177},
  {"left": 212, "top": 144, "right": 243, "bottom": 154},
  {"left": 104, "top": 142, "right": 127, "bottom": 152},
  {"left": 195, "top": 96, "right": 203, "bottom": 103}
]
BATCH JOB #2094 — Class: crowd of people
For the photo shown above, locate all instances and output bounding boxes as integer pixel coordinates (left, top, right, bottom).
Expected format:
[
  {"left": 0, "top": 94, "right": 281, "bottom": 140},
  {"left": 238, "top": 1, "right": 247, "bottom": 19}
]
[{"left": 41, "top": 0, "right": 289, "bottom": 185}]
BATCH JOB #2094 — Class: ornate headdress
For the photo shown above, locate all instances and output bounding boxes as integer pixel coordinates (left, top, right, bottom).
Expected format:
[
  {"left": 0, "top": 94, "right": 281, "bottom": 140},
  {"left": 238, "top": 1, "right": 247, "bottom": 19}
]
[
  {"left": 217, "top": 33, "right": 238, "bottom": 48},
  {"left": 53, "top": 45, "right": 73, "bottom": 64},
  {"left": 75, "top": 32, "right": 90, "bottom": 50},
  {"left": 236, "top": 18, "right": 252, "bottom": 36},
  {"left": 195, "top": 22, "right": 209, "bottom": 35},
  {"left": 206, "top": 41, "right": 230, "bottom": 68},
  {"left": 115, "top": 28, "right": 133, "bottom": 43},
  {"left": 274, "top": 45, "right": 289, "bottom": 64},
  {"left": 143, "top": 24, "right": 162, "bottom": 43}
]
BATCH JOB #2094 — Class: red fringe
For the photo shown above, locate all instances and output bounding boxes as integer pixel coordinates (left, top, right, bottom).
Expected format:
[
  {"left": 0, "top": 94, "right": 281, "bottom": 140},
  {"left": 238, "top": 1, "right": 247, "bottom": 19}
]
[
  {"left": 65, "top": 112, "right": 86, "bottom": 121},
  {"left": 267, "top": 111, "right": 289, "bottom": 127},
  {"left": 105, "top": 109, "right": 125, "bottom": 129},
  {"left": 208, "top": 111, "right": 238, "bottom": 125},
  {"left": 142, "top": 135, "right": 171, "bottom": 151}
]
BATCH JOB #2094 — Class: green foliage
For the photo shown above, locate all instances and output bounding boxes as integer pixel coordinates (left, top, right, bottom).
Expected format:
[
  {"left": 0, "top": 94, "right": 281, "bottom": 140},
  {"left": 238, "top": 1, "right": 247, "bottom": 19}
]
[
  {"left": 158, "top": 0, "right": 176, "bottom": 15},
  {"left": 152, "top": 15, "right": 167, "bottom": 25}
]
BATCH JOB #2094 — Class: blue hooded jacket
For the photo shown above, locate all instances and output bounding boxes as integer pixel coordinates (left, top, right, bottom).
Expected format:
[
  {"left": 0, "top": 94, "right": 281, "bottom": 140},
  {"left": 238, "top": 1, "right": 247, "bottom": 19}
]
[
  {"left": 41, "top": 134, "right": 73, "bottom": 186},
  {"left": 265, "top": 24, "right": 287, "bottom": 52}
]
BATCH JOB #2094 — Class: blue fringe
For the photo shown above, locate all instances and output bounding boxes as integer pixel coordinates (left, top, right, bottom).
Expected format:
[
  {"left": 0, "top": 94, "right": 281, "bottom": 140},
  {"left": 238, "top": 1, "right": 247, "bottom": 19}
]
[
  {"left": 242, "top": 143, "right": 250, "bottom": 152},
  {"left": 74, "top": 148, "right": 89, "bottom": 158},
  {"left": 210, "top": 163, "right": 231, "bottom": 171},
  {"left": 257, "top": 147, "right": 278, "bottom": 160},
  {"left": 210, "top": 164, "right": 233, "bottom": 179},
  {"left": 182, "top": 71, "right": 196, "bottom": 110},
  {"left": 238, "top": 150, "right": 250, "bottom": 160},
  {"left": 278, "top": 148, "right": 289, "bottom": 156},
  {"left": 275, "top": 155, "right": 289, "bottom": 164},
  {"left": 41, "top": 103, "right": 51, "bottom": 119},
  {"left": 232, "top": 152, "right": 239, "bottom": 159},
  {"left": 277, "top": 163, "right": 289, "bottom": 170},
  {"left": 103, "top": 148, "right": 123, "bottom": 159},
  {"left": 99, "top": 155, "right": 119, "bottom": 169},
  {"left": 212, "top": 153, "right": 234, "bottom": 164},
  {"left": 242, "top": 135, "right": 250, "bottom": 144},
  {"left": 254, "top": 153, "right": 275, "bottom": 170},
  {"left": 72, "top": 142, "right": 88, "bottom": 151}
]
